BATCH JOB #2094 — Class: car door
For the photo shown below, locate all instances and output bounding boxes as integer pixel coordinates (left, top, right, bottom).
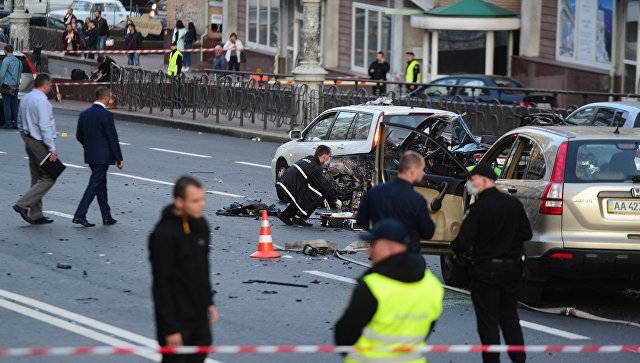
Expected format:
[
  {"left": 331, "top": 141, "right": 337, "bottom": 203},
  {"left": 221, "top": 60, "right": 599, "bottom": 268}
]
[
  {"left": 454, "top": 78, "right": 489, "bottom": 102},
  {"left": 286, "top": 111, "right": 336, "bottom": 163},
  {"left": 375, "top": 122, "right": 468, "bottom": 252}
]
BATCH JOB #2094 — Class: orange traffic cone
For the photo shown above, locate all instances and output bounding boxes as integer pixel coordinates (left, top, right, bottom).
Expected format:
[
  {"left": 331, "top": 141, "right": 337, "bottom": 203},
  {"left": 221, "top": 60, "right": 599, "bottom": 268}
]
[{"left": 250, "top": 210, "right": 281, "bottom": 259}]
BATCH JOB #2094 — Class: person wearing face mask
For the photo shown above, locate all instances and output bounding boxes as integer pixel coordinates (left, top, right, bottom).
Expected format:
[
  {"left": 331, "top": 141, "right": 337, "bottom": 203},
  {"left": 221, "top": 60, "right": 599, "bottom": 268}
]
[
  {"left": 356, "top": 151, "right": 435, "bottom": 268},
  {"left": 452, "top": 163, "right": 532, "bottom": 363},
  {"left": 276, "top": 145, "right": 341, "bottom": 227}
]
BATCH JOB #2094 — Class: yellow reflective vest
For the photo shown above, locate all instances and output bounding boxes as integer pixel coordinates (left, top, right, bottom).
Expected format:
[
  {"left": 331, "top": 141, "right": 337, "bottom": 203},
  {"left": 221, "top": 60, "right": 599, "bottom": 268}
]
[
  {"left": 405, "top": 60, "right": 421, "bottom": 84},
  {"left": 167, "top": 50, "right": 183, "bottom": 76},
  {"left": 345, "top": 270, "right": 444, "bottom": 363}
]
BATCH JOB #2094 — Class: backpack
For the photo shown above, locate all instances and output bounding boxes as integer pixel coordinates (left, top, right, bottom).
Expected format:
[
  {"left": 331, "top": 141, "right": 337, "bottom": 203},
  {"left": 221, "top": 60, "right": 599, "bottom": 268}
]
[{"left": 71, "top": 69, "right": 88, "bottom": 81}]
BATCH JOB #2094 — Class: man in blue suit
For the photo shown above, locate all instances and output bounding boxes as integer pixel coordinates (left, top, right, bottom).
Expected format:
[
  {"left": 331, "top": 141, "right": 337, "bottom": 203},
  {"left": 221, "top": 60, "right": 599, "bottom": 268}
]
[{"left": 73, "top": 86, "right": 124, "bottom": 227}]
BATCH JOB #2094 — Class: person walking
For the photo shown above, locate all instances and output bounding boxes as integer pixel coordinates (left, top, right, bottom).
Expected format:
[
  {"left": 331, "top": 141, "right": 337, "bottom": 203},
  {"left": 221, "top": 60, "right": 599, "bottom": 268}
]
[
  {"left": 452, "top": 163, "right": 532, "bottom": 363},
  {"left": 172, "top": 20, "right": 187, "bottom": 53},
  {"left": 149, "top": 176, "right": 219, "bottom": 363},
  {"left": 335, "top": 219, "right": 444, "bottom": 363},
  {"left": 223, "top": 33, "right": 243, "bottom": 72},
  {"left": 212, "top": 45, "right": 227, "bottom": 77},
  {"left": 167, "top": 42, "right": 183, "bottom": 77},
  {"left": 72, "top": 87, "right": 124, "bottom": 228},
  {"left": 85, "top": 20, "right": 98, "bottom": 60},
  {"left": 93, "top": 10, "right": 109, "bottom": 56},
  {"left": 405, "top": 51, "right": 421, "bottom": 92},
  {"left": 12, "top": 74, "right": 58, "bottom": 225},
  {"left": 183, "top": 22, "right": 197, "bottom": 72},
  {"left": 356, "top": 151, "right": 435, "bottom": 268},
  {"left": 368, "top": 51, "right": 390, "bottom": 96},
  {"left": 275, "top": 145, "right": 341, "bottom": 227},
  {"left": 0, "top": 44, "right": 22, "bottom": 129},
  {"left": 125, "top": 23, "right": 142, "bottom": 67}
]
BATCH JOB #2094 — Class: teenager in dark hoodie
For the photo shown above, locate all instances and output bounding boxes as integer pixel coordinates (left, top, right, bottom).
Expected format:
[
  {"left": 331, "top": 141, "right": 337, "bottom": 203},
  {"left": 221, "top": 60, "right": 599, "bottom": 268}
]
[{"left": 149, "top": 176, "right": 219, "bottom": 363}]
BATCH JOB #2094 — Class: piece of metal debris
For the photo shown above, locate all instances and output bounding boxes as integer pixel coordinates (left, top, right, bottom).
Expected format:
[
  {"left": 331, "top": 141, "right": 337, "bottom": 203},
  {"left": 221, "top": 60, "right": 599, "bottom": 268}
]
[{"left": 243, "top": 279, "right": 308, "bottom": 288}]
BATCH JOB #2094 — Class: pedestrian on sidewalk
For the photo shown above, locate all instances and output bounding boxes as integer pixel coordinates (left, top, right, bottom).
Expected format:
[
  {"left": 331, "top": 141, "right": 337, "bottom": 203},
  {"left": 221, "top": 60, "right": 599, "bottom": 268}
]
[
  {"left": 73, "top": 18, "right": 86, "bottom": 52},
  {"left": 368, "top": 51, "right": 390, "bottom": 96},
  {"left": 13, "top": 74, "right": 58, "bottom": 225},
  {"left": 61, "top": 23, "right": 80, "bottom": 54},
  {"left": 212, "top": 45, "right": 227, "bottom": 77},
  {"left": 452, "top": 163, "right": 532, "bottom": 363},
  {"left": 405, "top": 51, "right": 421, "bottom": 91},
  {"left": 125, "top": 23, "right": 142, "bottom": 67},
  {"left": 0, "top": 44, "right": 22, "bottom": 129},
  {"left": 85, "top": 20, "right": 98, "bottom": 60},
  {"left": 183, "top": 22, "right": 197, "bottom": 72},
  {"left": 167, "top": 42, "right": 183, "bottom": 77},
  {"left": 172, "top": 20, "right": 187, "bottom": 53},
  {"left": 223, "top": 33, "right": 243, "bottom": 72},
  {"left": 276, "top": 145, "right": 341, "bottom": 227},
  {"left": 72, "top": 86, "right": 124, "bottom": 228},
  {"left": 356, "top": 150, "right": 435, "bottom": 268},
  {"left": 335, "top": 219, "right": 444, "bottom": 363},
  {"left": 93, "top": 10, "right": 109, "bottom": 56},
  {"left": 123, "top": 18, "right": 134, "bottom": 38},
  {"left": 149, "top": 176, "right": 219, "bottom": 363}
]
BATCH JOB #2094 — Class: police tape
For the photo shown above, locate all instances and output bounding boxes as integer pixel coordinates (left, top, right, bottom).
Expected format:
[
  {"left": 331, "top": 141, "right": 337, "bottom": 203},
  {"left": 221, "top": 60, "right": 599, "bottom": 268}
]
[
  {"left": 0, "top": 345, "right": 638, "bottom": 357},
  {"left": 54, "top": 82, "right": 110, "bottom": 86},
  {"left": 39, "top": 48, "right": 218, "bottom": 55}
]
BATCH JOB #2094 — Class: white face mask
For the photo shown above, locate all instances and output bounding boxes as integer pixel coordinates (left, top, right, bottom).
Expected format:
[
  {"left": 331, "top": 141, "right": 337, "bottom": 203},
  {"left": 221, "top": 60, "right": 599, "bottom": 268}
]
[{"left": 465, "top": 180, "right": 479, "bottom": 196}]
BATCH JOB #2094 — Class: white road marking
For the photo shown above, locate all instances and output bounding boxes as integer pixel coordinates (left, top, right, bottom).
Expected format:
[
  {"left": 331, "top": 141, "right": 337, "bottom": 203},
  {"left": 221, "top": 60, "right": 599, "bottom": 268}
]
[
  {"left": 149, "top": 148, "right": 212, "bottom": 158},
  {"left": 63, "top": 163, "right": 87, "bottom": 169},
  {"left": 0, "top": 288, "right": 223, "bottom": 363},
  {"left": 110, "top": 172, "right": 244, "bottom": 198},
  {"left": 303, "top": 271, "right": 591, "bottom": 341},
  {"left": 0, "top": 151, "right": 7, "bottom": 154},
  {"left": 206, "top": 190, "right": 245, "bottom": 198},
  {"left": 234, "top": 161, "right": 271, "bottom": 169},
  {"left": 44, "top": 210, "right": 73, "bottom": 219},
  {"left": 119, "top": 142, "right": 131, "bottom": 145}
]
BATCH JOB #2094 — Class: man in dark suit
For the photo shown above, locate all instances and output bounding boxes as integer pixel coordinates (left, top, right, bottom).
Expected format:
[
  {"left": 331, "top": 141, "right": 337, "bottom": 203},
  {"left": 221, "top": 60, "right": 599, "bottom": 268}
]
[{"left": 72, "top": 86, "right": 124, "bottom": 227}]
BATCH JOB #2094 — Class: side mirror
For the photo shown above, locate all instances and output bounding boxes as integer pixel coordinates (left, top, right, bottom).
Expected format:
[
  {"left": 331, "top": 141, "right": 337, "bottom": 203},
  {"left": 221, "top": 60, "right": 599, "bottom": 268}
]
[{"left": 289, "top": 130, "right": 302, "bottom": 140}]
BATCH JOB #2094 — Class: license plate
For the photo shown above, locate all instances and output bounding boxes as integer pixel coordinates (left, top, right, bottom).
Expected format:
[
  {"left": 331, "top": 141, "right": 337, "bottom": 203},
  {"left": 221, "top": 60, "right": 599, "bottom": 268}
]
[
  {"left": 536, "top": 103, "right": 552, "bottom": 109},
  {"left": 607, "top": 199, "right": 640, "bottom": 214}
]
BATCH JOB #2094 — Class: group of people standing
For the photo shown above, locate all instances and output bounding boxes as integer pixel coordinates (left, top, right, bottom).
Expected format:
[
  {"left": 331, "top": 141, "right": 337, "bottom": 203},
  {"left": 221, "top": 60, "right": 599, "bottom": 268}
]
[{"left": 61, "top": 8, "right": 109, "bottom": 59}]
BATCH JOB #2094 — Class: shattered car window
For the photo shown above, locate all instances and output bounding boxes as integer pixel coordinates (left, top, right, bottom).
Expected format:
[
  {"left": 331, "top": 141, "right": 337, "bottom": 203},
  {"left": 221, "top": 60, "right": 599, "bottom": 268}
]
[{"left": 383, "top": 114, "right": 433, "bottom": 146}]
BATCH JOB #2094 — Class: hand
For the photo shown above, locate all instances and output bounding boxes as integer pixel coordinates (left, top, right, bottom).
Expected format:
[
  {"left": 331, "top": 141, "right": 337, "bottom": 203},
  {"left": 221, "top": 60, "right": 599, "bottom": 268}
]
[
  {"left": 335, "top": 200, "right": 343, "bottom": 210},
  {"left": 49, "top": 151, "right": 58, "bottom": 162},
  {"left": 208, "top": 305, "right": 219, "bottom": 325},
  {"left": 117, "top": 160, "right": 124, "bottom": 170},
  {"left": 323, "top": 200, "right": 330, "bottom": 209},
  {"left": 165, "top": 332, "right": 183, "bottom": 347}
]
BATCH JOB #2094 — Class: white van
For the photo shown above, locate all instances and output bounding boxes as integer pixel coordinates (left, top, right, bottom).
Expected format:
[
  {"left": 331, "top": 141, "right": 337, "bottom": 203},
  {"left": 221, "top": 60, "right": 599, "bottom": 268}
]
[
  {"left": 49, "top": 0, "right": 135, "bottom": 27},
  {"left": 25, "top": 0, "right": 74, "bottom": 15}
]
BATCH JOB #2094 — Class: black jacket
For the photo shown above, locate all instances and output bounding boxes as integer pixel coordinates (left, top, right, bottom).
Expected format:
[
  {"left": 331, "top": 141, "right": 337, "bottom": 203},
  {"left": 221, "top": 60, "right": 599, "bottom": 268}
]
[
  {"left": 334, "top": 252, "right": 435, "bottom": 345},
  {"left": 86, "top": 28, "right": 98, "bottom": 48},
  {"left": 356, "top": 179, "right": 435, "bottom": 255},
  {"left": 368, "top": 60, "right": 390, "bottom": 80},
  {"left": 276, "top": 155, "right": 337, "bottom": 218},
  {"left": 93, "top": 17, "right": 109, "bottom": 37},
  {"left": 149, "top": 205, "right": 214, "bottom": 337},
  {"left": 76, "top": 104, "right": 123, "bottom": 165},
  {"left": 452, "top": 187, "right": 533, "bottom": 261},
  {"left": 96, "top": 56, "right": 116, "bottom": 82},
  {"left": 125, "top": 31, "right": 142, "bottom": 51}
]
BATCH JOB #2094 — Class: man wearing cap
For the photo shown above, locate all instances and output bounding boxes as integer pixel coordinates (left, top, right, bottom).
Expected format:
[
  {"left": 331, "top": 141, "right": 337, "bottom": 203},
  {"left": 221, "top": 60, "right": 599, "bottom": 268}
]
[
  {"left": 452, "top": 163, "right": 532, "bottom": 363},
  {"left": 335, "top": 219, "right": 444, "bottom": 363},
  {"left": 405, "top": 52, "right": 420, "bottom": 91},
  {"left": 167, "top": 42, "right": 183, "bottom": 77}
]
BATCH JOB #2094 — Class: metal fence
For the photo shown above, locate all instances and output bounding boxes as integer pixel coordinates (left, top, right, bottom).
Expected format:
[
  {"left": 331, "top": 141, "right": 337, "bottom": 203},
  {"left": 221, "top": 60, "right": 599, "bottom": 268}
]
[{"left": 111, "top": 66, "right": 617, "bottom": 136}]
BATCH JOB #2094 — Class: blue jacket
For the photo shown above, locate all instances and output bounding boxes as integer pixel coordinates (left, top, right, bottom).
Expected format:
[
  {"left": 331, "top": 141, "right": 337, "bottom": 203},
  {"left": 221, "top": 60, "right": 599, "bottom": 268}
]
[
  {"left": 0, "top": 55, "right": 22, "bottom": 87},
  {"left": 76, "top": 103, "right": 123, "bottom": 165}
]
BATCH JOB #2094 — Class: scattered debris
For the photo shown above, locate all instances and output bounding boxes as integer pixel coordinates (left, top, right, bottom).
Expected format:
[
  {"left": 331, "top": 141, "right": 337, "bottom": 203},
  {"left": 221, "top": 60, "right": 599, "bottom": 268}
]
[
  {"left": 56, "top": 263, "right": 72, "bottom": 270},
  {"left": 243, "top": 279, "right": 308, "bottom": 288},
  {"left": 261, "top": 290, "right": 277, "bottom": 294},
  {"left": 251, "top": 137, "right": 261, "bottom": 142},
  {"left": 284, "top": 239, "right": 337, "bottom": 253},
  {"left": 310, "top": 279, "right": 321, "bottom": 284},
  {"left": 216, "top": 201, "right": 280, "bottom": 217},
  {"left": 83, "top": 270, "right": 88, "bottom": 277},
  {"left": 76, "top": 297, "right": 98, "bottom": 303}
]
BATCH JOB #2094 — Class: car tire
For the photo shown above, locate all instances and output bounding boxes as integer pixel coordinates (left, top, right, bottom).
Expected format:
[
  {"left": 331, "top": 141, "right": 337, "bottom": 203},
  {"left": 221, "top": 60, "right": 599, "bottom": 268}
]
[
  {"left": 440, "top": 255, "right": 469, "bottom": 287},
  {"left": 275, "top": 159, "right": 288, "bottom": 202},
  {"left": 519, "top": 280, "right": 545, "bottom": 306}
]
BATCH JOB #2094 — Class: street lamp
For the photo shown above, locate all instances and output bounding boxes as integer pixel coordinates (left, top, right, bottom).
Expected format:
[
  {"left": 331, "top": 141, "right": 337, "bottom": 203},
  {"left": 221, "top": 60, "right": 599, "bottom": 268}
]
[{"left": 8, "top": 0, "right": 31, "bottom": 51}]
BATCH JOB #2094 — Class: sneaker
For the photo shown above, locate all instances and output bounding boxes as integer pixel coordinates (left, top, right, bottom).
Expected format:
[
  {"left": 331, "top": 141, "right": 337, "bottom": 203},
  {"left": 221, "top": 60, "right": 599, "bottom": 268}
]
[{"left": 292, "top": 217, "right": 313, "bottom": 227}]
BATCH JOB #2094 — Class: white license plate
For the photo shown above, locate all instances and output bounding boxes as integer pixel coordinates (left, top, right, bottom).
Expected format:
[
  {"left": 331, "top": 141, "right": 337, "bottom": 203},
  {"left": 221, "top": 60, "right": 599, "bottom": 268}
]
[
  {"left": 536, "top": 103, "right": 552, "bottom": 109},
  {"left": 607, "top": 199, "right": 640, "bottom": 214}
]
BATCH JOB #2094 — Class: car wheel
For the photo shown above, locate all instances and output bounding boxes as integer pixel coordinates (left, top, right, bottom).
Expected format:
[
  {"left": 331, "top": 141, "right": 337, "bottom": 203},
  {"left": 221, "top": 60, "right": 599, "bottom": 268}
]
[{"left": 440, "top": 255, "right": 469, "bottom": 287}]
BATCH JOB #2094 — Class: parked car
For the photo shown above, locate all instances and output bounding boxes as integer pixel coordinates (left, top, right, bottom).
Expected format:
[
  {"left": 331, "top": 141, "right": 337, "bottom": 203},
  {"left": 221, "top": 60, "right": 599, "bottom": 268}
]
[
  {"left": 50, "top": 0, "right": 137, "bottom": 27},
  {"left": 405, "top": 75, "right": 558, "bottom": 109},
  {"left": 24, "top": 0, "right": 74, "bottom": 14},
  {"left": 375, "top": 121, "right": 640, "bottom": 303},
  {"left": 564, "top": 101, "right": 640, "bottom": 128},
  {"left": 0, "top": 15, "right": 66, "bottom": 37}
]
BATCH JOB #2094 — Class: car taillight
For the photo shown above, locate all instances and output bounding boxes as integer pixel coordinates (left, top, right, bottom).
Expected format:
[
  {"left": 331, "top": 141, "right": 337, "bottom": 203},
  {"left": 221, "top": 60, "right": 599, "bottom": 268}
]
[
  {"left": 550, "top": 252, "right": 573, "bottom": 259},
  {"left": 371, "top": 113, "right": 383, "bottom": 150},
  {"left": 540, "top": 141, "right": 568, "bottom": 215},
  {"left": 24, "top": 57, "right": 36, "bottom": 75},
  {"left": 472, "top": 152, "right": 484, "bottom": 163},
  {"left": 520, "top": 101, "right": 533, "bottom": 107}
]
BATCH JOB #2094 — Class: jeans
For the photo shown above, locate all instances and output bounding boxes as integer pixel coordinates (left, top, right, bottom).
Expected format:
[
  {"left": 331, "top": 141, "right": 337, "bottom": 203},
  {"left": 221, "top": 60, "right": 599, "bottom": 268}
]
[
  {"left": 86, "top": 45, "right": 95, "bottom": 60},
  {"left": 97, "top": 36, "right": 106, "bottom": 56},
  {"left": 2, "top": 92, "right": 19, "bottom": 127},
  {"left": 184, "top": 43, "right": 192, "bottom": 67},
  {"left": 127, "top": 53, "right": 140, "bottom": 66}
]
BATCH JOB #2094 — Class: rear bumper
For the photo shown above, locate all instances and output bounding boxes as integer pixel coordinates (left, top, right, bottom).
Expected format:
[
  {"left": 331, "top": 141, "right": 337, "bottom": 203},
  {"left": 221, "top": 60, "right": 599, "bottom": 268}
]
[{"left": 527, "top": 248, "right": 640, "bottom": 283}]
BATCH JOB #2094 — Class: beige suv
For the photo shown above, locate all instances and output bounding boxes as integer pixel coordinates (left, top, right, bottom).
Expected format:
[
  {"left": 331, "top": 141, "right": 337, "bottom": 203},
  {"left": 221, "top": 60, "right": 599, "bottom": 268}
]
[{"left": 375, "top": 123, "right": 640, "bottom": 303}]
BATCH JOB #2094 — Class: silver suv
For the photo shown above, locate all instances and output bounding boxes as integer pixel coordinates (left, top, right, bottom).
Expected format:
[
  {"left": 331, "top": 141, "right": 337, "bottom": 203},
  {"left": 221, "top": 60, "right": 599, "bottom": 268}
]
[{"left": 479, "top": 126, "right": 640, "bottom": 302}]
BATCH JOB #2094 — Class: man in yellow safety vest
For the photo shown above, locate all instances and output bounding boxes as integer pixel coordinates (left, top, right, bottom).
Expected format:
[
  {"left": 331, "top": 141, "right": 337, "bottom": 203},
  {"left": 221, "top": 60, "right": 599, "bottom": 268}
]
[
  {"left": 405, "top": 52, "right": 421, "bottom": 92},
  {"left": 167, "top": 42, "right": 183, "bottom": 77},
  {"left": 335, "top": 219, "right": 444, "bottom": 363}
]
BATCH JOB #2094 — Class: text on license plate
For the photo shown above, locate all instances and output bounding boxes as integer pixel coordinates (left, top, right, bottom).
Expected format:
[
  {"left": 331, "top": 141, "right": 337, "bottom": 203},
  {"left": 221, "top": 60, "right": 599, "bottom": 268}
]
[
  {"left": 607, "top": 199, "right": 640, "bottom": 214},
  {"left": 537, "top": 103, "right": 552, "bottom": 109}
]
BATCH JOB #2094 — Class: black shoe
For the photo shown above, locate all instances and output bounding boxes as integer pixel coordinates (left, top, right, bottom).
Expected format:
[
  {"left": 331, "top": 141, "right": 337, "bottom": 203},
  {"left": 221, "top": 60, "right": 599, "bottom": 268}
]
[
  {"left": 33, "top": 217, "right": 54, "bottom": 224},
  {"left": 103, "top": 218, "right": 117, "bottom": 225},
  {"left": 277, "top": 213, "right": 293, "bottom": 226},
  {"left": 292, "top": 217, "right": 313, "bottom": 227},
  {"left": 12, "top": 205, "right": 33, "bottom": 224},
  {"left": 73, "top": 218, "right": 96, "bottom": 227}
]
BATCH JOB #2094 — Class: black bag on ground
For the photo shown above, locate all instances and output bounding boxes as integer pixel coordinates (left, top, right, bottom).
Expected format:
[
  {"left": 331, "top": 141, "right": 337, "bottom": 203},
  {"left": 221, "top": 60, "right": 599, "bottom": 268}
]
[{"left": 71, "top": 69, "right": 88, "bottom": 80}]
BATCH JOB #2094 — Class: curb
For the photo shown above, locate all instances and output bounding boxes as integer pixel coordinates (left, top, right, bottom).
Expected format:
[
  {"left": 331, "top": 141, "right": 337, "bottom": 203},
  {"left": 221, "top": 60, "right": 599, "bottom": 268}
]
[{"left": 53, "top": 105, "right": 290, "bottom": 144}]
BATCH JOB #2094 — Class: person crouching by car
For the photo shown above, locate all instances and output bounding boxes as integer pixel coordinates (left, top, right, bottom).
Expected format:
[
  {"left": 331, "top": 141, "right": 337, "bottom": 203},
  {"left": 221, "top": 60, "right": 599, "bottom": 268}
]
[{"left": 276, "top": 145, "right": 342, "bottom": 227}]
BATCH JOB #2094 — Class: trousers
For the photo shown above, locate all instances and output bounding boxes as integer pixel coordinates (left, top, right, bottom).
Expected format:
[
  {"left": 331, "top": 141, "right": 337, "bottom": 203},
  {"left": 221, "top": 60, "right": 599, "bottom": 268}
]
[
  {"left": 74, "top": 164, "right": 112, "bottom": 219},
  {"left": 16, "top": 137, "right": 56, "bottom": 220},
  {"left": 158, "top": 321, "right": 212, "bottom": 363}
]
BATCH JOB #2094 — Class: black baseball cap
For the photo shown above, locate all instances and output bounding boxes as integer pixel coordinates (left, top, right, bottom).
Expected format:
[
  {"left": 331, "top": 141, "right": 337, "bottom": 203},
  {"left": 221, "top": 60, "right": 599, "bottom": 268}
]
[
  {"left": 468, "top": 163, "right": 497, "bottom": 181},
  {"left": 170, "top": 42, "right": 177, "bottom": 46},
  {"left": 360, "top": 219, "right": 409, "bottom": 245}
]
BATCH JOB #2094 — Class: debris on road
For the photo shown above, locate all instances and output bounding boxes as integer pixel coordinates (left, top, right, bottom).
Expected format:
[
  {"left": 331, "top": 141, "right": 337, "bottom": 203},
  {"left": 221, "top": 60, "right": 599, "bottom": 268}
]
[
  {"left": 284, "top": 239, "right": 337, "bottom": 253},
  {"left": 216, "top": 201, "right": 280, "bottom": 217},
  {"left": 243, "top": 279, "right": 308, "bottom": 288},
  {"left": 56, "top": 263, "right": 72, "bottom": 270}
]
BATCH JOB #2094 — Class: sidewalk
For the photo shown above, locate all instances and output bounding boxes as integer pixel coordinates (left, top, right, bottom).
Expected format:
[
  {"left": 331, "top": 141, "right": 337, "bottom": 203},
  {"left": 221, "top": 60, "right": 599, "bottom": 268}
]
[{"left": 52, "top": 99, "right": 290, "bottom": 143}]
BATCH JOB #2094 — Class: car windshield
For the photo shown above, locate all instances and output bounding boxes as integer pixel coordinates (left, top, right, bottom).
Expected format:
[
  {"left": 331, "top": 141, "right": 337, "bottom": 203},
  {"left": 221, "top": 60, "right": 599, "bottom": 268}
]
[
  {"left": 70, "top": 0, "right": 92, "bottom": 11},
  {"left": 566, "top": 140, "right": 640, "bottom": 183}
]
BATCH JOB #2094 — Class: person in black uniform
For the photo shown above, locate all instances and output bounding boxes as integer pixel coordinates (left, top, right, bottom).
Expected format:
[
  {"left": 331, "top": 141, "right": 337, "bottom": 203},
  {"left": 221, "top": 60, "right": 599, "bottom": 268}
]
[
  {"left": 149, "top": 176, "right": 219, "bottom": 363},
  {"left": 368, "top": 51, "right": 390, "bottom": 96},
  {"left": 356, "top": 151, "right": 435, "bottom": 268},
  {"left": 276, "top": 145, "right": 342, "bottom": 227},
  {"left": 452, "top": 163, "right": 532, "bottom": 363}
]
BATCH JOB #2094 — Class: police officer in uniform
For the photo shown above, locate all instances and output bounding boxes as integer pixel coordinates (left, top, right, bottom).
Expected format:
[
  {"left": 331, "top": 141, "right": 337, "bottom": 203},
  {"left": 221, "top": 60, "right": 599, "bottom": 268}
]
[
  {"left": 405, "top": 52, "right": 420, "bottom": 91},
  {"left": 276, "top": 145, "right": 341, "bottom": 227},
  {"left": 335, "top": 219, "right": 444, "bottom": 363},
  {"left": 167, "top": 42, "right": 183, "bottom": 77},
  {"left": 452, "top": 163, "right": 532, "bottom": 363}
]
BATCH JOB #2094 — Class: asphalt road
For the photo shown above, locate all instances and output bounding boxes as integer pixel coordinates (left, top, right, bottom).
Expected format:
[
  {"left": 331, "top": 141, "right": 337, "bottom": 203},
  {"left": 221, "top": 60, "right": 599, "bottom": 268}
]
[{"left": 0, "top": 108, "right": 639, "bottom": 363}]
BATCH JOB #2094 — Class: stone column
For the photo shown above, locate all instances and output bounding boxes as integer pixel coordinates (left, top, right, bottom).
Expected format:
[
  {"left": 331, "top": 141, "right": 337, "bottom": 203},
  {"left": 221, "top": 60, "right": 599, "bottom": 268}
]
[
  {"left": 9, "top": 0, "right": 31, "bottom": 51},
  {"left": 292, "top": 0, "right": 327, "bottom": 125},
  {"left": 485, "top": 31, "right": 495, "bottom": 75}
]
